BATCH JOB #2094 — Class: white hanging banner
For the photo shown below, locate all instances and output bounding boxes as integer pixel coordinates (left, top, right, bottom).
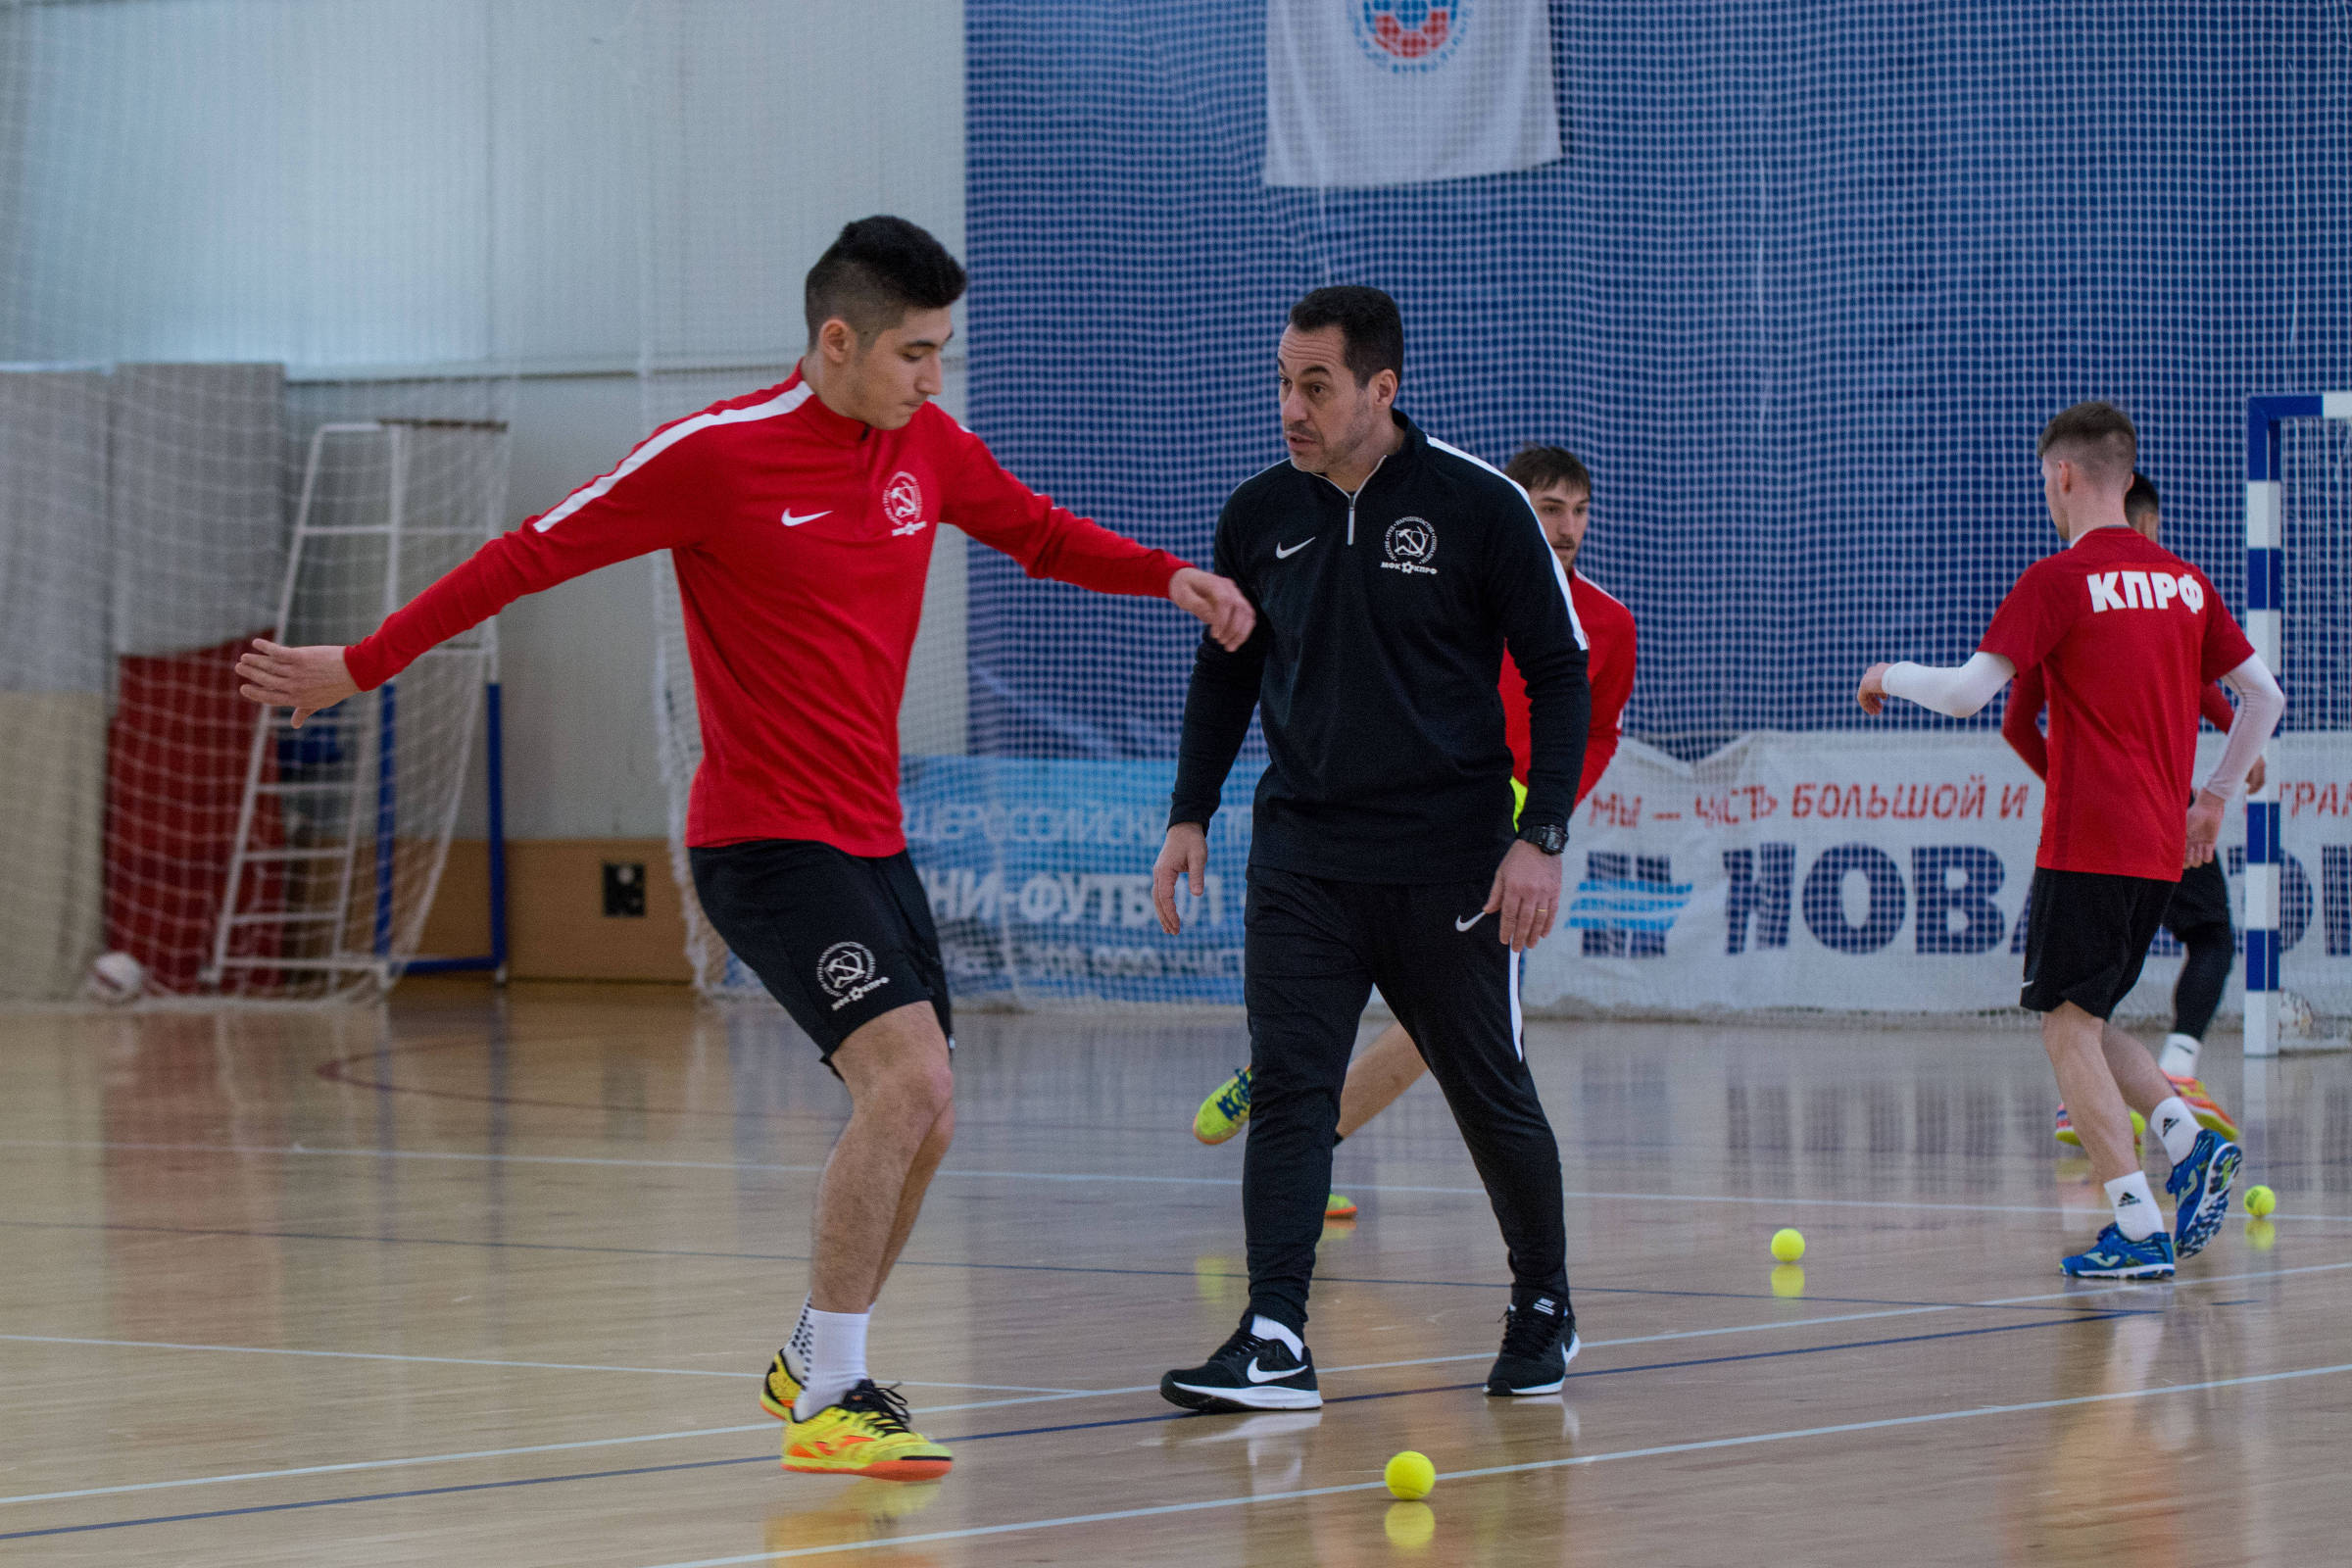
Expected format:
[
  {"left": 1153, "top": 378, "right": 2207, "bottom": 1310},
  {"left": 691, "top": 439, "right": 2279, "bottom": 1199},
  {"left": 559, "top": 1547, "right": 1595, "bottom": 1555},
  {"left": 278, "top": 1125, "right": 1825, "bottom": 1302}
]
[
  {"left": 1264, "top": 0, "right": 1562, "bottom": 188},
  {"left": 1517, "top": 730, "right": 2352, "bottom": 1021}
]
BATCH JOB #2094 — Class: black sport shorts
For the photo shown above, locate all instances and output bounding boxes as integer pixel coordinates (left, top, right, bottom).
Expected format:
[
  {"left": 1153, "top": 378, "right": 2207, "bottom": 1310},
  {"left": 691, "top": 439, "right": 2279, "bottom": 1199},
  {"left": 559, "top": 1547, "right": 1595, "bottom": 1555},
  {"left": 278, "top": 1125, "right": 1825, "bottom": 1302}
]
[
  {"left": 2162, "top": 855, "right": 2231, "bottom": 940},
  {"left": 689, "top": 838, "right": 952, "bottom": 1067},
  {"left": 2019, "top": 865, "right": 2176, "bottom": 1019}
]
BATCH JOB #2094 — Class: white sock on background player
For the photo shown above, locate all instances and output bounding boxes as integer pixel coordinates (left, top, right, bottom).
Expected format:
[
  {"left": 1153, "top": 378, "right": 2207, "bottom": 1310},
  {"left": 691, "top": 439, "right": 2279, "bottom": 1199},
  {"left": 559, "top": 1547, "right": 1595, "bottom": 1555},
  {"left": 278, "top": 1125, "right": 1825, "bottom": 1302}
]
[
  {"left": 2157, "top": 1033, "right": 2201, "bottom": 1077},
  {"left": 1250, "top": 1314, "right": 1305, "bottom": 1356},
  {"left": 2105, "top": 1171, "right": 2162, "bottom": 1242},
  {"left": 794, "top": 1307, "right": 871, "bottom": 1418},
  {"left": 2150, "top": 1098, "right": 2200, "bottom": 1165}
]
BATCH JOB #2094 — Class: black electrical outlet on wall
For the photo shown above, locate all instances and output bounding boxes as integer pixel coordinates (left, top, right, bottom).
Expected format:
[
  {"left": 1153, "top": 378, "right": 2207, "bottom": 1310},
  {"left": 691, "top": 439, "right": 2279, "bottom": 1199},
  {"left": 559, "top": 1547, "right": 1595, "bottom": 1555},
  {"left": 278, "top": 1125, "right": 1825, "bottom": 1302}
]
[{"left": 602, "top": 862, "right": 648, "bottom": 918}]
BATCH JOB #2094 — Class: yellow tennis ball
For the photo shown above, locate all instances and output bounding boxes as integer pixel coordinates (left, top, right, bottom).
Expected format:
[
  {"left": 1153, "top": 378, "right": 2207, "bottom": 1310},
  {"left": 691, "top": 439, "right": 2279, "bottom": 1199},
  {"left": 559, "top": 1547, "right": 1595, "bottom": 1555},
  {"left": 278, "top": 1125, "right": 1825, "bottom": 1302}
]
[
  {"left": 2245, "top": 1184, "right": 2277, "bottom": 1218},
  {"left": 1384, "top": 1500, "right": 1436, "bottom": 1549},
  {"left": 2131, "top": 1109, "right": 2146, "bottom": 1138},
  {"left": 1385, "top": 1450, "right": 1436, "bottom": 1501},
  {"left": 1771, "top": 1227, "right": 1806, "bottom": 1263}
]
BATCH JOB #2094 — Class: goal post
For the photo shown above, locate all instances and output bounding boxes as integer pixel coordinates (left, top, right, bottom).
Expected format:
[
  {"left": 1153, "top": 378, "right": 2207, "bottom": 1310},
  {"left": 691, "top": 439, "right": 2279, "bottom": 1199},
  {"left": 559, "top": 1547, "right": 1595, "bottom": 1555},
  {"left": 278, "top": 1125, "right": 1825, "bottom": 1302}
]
[{"left": 2243, "top": 391, "right": 2352, "bottom": 1055}]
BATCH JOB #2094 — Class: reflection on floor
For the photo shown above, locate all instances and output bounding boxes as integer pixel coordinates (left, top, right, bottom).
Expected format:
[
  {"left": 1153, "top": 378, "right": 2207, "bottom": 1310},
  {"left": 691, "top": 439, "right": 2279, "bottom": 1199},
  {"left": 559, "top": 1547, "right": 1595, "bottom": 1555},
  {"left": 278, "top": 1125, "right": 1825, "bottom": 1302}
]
[{"left": 1, "top": 985, "right": 2348, "bottom": 1565}]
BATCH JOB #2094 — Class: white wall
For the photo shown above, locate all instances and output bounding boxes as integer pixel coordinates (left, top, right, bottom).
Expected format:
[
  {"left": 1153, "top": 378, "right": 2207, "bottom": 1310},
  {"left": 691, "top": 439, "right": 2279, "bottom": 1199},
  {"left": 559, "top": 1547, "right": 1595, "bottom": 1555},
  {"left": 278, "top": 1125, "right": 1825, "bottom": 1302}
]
[{"left": 0, "top": 0, "right": 968, "bottom": 838}]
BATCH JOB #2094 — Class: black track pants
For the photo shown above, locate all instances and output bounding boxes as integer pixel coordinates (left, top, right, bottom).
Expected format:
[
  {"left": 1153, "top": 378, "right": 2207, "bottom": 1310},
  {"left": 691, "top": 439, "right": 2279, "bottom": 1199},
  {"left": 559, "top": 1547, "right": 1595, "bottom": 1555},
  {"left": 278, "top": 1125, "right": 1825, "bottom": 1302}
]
[{"left": 1239, "top": 864, "right": 1570, "bottom": 1334}]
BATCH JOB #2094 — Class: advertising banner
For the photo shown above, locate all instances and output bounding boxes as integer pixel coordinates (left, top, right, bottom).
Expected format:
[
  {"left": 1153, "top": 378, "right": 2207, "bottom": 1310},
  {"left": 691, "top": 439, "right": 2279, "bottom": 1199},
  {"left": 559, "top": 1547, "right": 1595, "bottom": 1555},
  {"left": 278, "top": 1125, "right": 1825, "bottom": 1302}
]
[{"left": 798, "top": 735, "right": 2352, "bottom": 1019}]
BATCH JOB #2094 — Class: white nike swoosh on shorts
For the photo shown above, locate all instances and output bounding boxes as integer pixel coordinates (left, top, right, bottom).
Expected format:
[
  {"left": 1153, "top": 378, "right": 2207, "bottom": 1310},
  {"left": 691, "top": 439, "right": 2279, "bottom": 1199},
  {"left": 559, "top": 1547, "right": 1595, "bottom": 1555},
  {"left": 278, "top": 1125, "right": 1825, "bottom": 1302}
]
[
  {"left": 1455, "top": 912, "right": 1488, "bottom": 932},
  {"left": 780, "top": 509, "right": 829, "bottom": 527}
]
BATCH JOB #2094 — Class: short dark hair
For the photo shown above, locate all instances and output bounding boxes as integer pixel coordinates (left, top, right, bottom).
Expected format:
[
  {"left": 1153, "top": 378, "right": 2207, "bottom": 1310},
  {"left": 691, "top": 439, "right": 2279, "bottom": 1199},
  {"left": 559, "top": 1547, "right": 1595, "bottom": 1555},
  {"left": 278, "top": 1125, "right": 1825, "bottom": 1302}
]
[
  {"left": 804, "top": 216, "right": 966, "bottom": 346},
  {"left": 1287, "top": 285, "right": 1403, "bottom": 386},
  {"left": 2037, "top": 401, "right": 2137, "bottom": 487},
  {"left": 1504, "top": 445, "right": 1592, "bottom": 498},
  {"left": 2124, "top": 470, "right": 2160, "bottom": 522}
]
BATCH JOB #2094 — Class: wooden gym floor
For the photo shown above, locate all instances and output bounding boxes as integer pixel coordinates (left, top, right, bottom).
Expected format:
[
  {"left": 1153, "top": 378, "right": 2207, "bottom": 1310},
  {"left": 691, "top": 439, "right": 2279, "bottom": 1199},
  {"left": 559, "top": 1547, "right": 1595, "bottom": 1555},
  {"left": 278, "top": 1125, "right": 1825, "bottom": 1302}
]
[{"left": 3, "top": 985, "right": 2349, "bottom": 1565}]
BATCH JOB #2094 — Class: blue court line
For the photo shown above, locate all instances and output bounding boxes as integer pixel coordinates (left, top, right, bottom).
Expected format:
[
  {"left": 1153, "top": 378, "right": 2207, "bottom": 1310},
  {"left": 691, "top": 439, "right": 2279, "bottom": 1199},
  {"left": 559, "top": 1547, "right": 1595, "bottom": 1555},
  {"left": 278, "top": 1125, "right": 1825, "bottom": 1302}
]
[
  {"left": 0, "top": 1309, "right": 2138, "bottom": 1543},
  {"left": 0, "top": 1215, "right": 2110, "bottom": 1315}
]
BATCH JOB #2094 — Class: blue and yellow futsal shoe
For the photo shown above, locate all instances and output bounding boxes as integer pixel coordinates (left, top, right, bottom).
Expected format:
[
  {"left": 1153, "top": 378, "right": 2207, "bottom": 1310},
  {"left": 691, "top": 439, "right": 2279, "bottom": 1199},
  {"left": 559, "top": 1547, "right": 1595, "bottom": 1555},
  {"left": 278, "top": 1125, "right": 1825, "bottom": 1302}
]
[
  {"left": 2061, "top": 1223, "right": 2176, "bottom": 1280},
  {"left": 2166, "top": 1128, "right": 2242, "bottom": 1260},
  {"left": 1194, "top": 1066, "right": 1254, "bottom": 1145}
]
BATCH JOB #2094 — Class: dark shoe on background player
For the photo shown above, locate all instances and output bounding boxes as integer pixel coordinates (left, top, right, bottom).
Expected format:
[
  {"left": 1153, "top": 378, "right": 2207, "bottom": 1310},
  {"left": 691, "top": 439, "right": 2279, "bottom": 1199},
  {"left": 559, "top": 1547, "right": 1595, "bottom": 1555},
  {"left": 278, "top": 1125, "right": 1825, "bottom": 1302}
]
[
  {"left": 2166, "top": 1128, "right": 2242, "bottom": 1258},
  {"left": 1160, "top": 1315, "right": 1322, "bottom": 1412},
  {"left": 1486, "top": 1292, "right": 1579, "bottom": 1396},
  {"left": 2060, "top": 1224, "right": 2176, "bottom": 1280},
  {"left": 1194, "top": 1067, "right": 1253, "bottom": 1144}
]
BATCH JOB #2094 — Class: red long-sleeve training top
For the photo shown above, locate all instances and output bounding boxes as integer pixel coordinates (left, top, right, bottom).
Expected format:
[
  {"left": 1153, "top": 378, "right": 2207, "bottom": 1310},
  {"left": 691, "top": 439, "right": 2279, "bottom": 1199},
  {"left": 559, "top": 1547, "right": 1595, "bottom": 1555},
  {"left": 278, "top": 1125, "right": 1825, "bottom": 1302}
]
[{"left": 344, "top": 371, "right": 1190, "bottom": 855}]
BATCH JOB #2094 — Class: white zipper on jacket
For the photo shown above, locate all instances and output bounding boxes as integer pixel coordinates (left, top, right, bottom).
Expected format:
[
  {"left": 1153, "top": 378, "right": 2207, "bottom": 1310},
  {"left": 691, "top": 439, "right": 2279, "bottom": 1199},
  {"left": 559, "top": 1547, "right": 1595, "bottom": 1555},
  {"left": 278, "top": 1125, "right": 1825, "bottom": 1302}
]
[{"left": 1318, "top": 451, "right": 1389, "bottom": 547}]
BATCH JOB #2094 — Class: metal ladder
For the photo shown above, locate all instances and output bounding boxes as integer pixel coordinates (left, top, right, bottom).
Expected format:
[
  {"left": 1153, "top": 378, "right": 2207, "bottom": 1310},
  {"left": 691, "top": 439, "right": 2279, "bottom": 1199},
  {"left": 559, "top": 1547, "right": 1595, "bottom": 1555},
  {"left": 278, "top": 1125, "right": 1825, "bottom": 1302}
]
[{"left": 204, "top": 419, "right": 508, "bottom": 991}]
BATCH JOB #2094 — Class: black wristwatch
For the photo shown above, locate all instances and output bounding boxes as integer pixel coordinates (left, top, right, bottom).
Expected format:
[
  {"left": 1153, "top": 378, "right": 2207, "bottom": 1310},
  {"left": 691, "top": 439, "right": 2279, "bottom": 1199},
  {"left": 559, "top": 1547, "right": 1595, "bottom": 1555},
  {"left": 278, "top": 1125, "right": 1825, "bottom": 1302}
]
[{"left": 1517, "top": 820, "right": 1567, "bottom": 857}]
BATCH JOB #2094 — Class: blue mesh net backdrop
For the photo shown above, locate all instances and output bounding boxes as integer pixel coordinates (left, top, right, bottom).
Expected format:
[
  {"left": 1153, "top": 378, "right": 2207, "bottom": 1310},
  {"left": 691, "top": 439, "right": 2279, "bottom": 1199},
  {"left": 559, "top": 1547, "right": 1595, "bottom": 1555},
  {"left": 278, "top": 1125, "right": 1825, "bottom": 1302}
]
[{"left": 963, "top": 1, "right": 2352, "bottom": 761}]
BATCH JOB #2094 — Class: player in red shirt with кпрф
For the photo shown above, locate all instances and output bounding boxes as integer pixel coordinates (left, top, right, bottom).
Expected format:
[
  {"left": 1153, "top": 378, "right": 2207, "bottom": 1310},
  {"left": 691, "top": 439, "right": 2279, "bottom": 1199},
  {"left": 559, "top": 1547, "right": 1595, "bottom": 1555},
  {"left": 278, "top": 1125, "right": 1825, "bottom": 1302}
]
[
  {"left": 234, "top": 218, "right": 1255, "bottom": 1481},
  {"left": 2008, "top": 472, "right": 2248, "bottom": 1152},
  {"left": 1857, "top": 402, "right": 2282, "bottom": 1280},
  {"left": 1186, "top": 445, "right": 1637, "bottom": 1210}
]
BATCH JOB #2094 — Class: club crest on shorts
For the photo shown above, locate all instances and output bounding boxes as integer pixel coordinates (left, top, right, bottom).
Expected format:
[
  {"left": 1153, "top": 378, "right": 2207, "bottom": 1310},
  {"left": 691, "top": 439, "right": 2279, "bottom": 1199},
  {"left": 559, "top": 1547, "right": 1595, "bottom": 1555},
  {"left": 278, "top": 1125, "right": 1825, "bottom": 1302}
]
[
  {"left": 884, "top": 471, "right": 928, "bottom": 537},
  {"left": 816, "top": 941, "right": 890, "bottom": 1010},
  {"left": 1383, "top": 516, "right": 1439, "bottom": 576},
  {"left": 1353, "top": 1, "right": 1468, "bottom": 73}
]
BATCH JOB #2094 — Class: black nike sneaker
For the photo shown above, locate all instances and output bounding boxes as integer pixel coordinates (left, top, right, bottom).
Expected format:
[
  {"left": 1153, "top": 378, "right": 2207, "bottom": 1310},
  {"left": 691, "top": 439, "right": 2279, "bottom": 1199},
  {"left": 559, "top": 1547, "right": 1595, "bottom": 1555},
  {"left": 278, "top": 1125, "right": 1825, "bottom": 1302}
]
[
  {"left": 1160, "top": 1314, "right": 1322, "bottom": 1412},
  {"left": 1486, "top": 1292, "right": 1579, "bottom": 1396}
]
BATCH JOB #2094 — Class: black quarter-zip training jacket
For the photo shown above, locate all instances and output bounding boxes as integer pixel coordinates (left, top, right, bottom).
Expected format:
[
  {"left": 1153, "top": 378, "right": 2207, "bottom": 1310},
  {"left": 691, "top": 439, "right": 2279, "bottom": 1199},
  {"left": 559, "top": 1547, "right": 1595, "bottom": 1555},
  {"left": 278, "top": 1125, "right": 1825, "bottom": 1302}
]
[{"left": 1169, "top": 412, "right": 1592, "bottom": 884}]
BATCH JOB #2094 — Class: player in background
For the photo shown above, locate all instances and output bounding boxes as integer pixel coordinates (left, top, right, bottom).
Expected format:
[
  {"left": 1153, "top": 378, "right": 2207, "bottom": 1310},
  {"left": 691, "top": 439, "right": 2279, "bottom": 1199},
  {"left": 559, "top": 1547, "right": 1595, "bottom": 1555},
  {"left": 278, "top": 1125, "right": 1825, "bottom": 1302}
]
[
  {"left": 1152, "top": 286, "right": 1592, "bottom": 1412},
  {"left": 1858, "top": 402, "right": 2280, "bottom": 1279},
  {"left": 233, "top": 217, "right": 1254, "bottom": 1481},
  {"left": 1188, "top": 447, "right": 1637, "bottom": 1221},
  {"left": 2007, "top": 472, "right": 2244, "bottom": 1151}
]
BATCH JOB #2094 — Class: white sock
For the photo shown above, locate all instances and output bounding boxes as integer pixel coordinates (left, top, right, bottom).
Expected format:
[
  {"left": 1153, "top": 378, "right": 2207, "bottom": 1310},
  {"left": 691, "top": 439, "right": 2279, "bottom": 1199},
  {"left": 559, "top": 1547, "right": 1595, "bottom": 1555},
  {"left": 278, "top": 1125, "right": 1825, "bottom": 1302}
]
[
  {"left": 2150, "top": 1097, "right": 2199, "bottom": 1165},
  {"left": 793, "top": 1307, "right": 870, "bottom": 1419},
  {"left": 1250, "top": 1314, "right": 1305, "bottom": 1357},
  {"left": 2157, "top": 1033, "right": 2201, "bottom": 1078},
  {"left": 2105, "top": 1171, "right": 2162, "bottom": 1242}
]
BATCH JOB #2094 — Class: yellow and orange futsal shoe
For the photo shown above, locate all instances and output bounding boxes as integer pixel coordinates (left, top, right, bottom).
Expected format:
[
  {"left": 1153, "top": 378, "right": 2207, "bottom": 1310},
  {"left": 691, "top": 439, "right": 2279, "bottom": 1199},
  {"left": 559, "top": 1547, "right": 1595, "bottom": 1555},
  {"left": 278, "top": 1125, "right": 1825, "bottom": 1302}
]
[
  {"left": 1325, "top": 1192, "right": 1358, "bottom": 1221},
  {"left": 758, "top": 1346, "right": 805, "bottom": 1420},
  {"left": 2163, "top": 1075, "right": 2241, "bottom": 1141},
  {"left": 783, "top": 1381, "right": 954, "bottom": 1482},
  {"left": 2054, "top": 1074, "right": 2237, "bottom": 1148}
]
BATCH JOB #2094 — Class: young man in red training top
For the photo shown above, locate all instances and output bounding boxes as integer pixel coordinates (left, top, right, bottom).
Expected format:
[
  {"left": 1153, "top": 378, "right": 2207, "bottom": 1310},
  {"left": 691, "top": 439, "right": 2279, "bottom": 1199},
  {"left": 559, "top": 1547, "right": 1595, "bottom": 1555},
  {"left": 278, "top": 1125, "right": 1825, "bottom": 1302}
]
[
  {"left": 1858, "top": 402, "right": 2281, "bottom": 1279},
  {"left": 234, "top": 217, "right": 1254, "bottom": 1479},
  {"left": 2008, "top": 472, "right": 2248, "bottom": 1152},
  {"left": 1187, "top": 446, "right": 1635, "bottom": 1216}
]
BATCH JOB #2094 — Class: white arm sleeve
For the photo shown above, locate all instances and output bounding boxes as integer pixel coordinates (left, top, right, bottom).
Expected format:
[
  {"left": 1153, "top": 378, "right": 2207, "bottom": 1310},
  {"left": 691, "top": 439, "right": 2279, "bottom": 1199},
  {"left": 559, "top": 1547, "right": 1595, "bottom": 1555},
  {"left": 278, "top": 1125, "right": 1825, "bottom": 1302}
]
[
  {"left": 1881, "top": 652, "right": 2016, "bottom": 719},
  {"left": 2201, "top": 654, "right": 2284, "bottom": 802}
]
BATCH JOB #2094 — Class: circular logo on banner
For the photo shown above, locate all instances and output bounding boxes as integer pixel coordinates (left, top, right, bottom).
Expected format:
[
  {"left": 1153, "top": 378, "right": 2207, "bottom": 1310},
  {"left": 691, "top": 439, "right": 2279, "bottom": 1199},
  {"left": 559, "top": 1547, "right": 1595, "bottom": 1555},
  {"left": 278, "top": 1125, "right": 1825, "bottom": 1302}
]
[
  {"left": 816, "top": 941, "right": 877, "bottom": 1002},
  {"left": 1385, "top": 516, "right": 1438, "bottom": 566},
  {"left": 1353, "top": 1, "right": 1468, "bottom": 72},
  {"left": 883, "top": 471, "right": 925, "bottom": 528}
]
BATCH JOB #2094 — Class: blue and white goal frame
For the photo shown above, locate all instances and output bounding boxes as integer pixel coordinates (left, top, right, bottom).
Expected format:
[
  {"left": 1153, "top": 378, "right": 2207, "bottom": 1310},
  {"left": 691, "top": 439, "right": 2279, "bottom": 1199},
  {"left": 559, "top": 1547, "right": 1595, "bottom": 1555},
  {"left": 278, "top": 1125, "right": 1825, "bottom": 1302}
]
[{"left": 2242, "top": 392, "right": 2352, "bottom": 1055}]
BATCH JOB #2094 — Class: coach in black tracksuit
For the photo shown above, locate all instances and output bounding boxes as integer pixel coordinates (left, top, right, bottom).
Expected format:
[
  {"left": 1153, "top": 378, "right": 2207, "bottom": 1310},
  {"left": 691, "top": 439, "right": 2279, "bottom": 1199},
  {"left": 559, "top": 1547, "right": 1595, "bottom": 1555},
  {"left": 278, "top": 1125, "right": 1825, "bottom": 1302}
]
[{"left": 1153, "top": 286, "right": 1592, "bottom": 1414}]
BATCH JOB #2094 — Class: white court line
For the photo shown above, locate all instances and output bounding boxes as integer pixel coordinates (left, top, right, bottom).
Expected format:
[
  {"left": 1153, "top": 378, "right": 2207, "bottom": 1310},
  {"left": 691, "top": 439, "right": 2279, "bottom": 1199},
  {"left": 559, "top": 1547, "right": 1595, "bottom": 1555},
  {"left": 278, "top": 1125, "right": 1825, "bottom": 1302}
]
[
  {"left": 10, "top": 1136, "right": 2351, "bottom": 1225},
  {"left": 0, "top": 1336, "right": 1080, "bottom": 1395},
  {"left": 11, "top": 1257, "right": 2344, "bottom": 1510},
  {"left": 644, "top": 1360, "right": 2352, "bottom": 1565}
]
